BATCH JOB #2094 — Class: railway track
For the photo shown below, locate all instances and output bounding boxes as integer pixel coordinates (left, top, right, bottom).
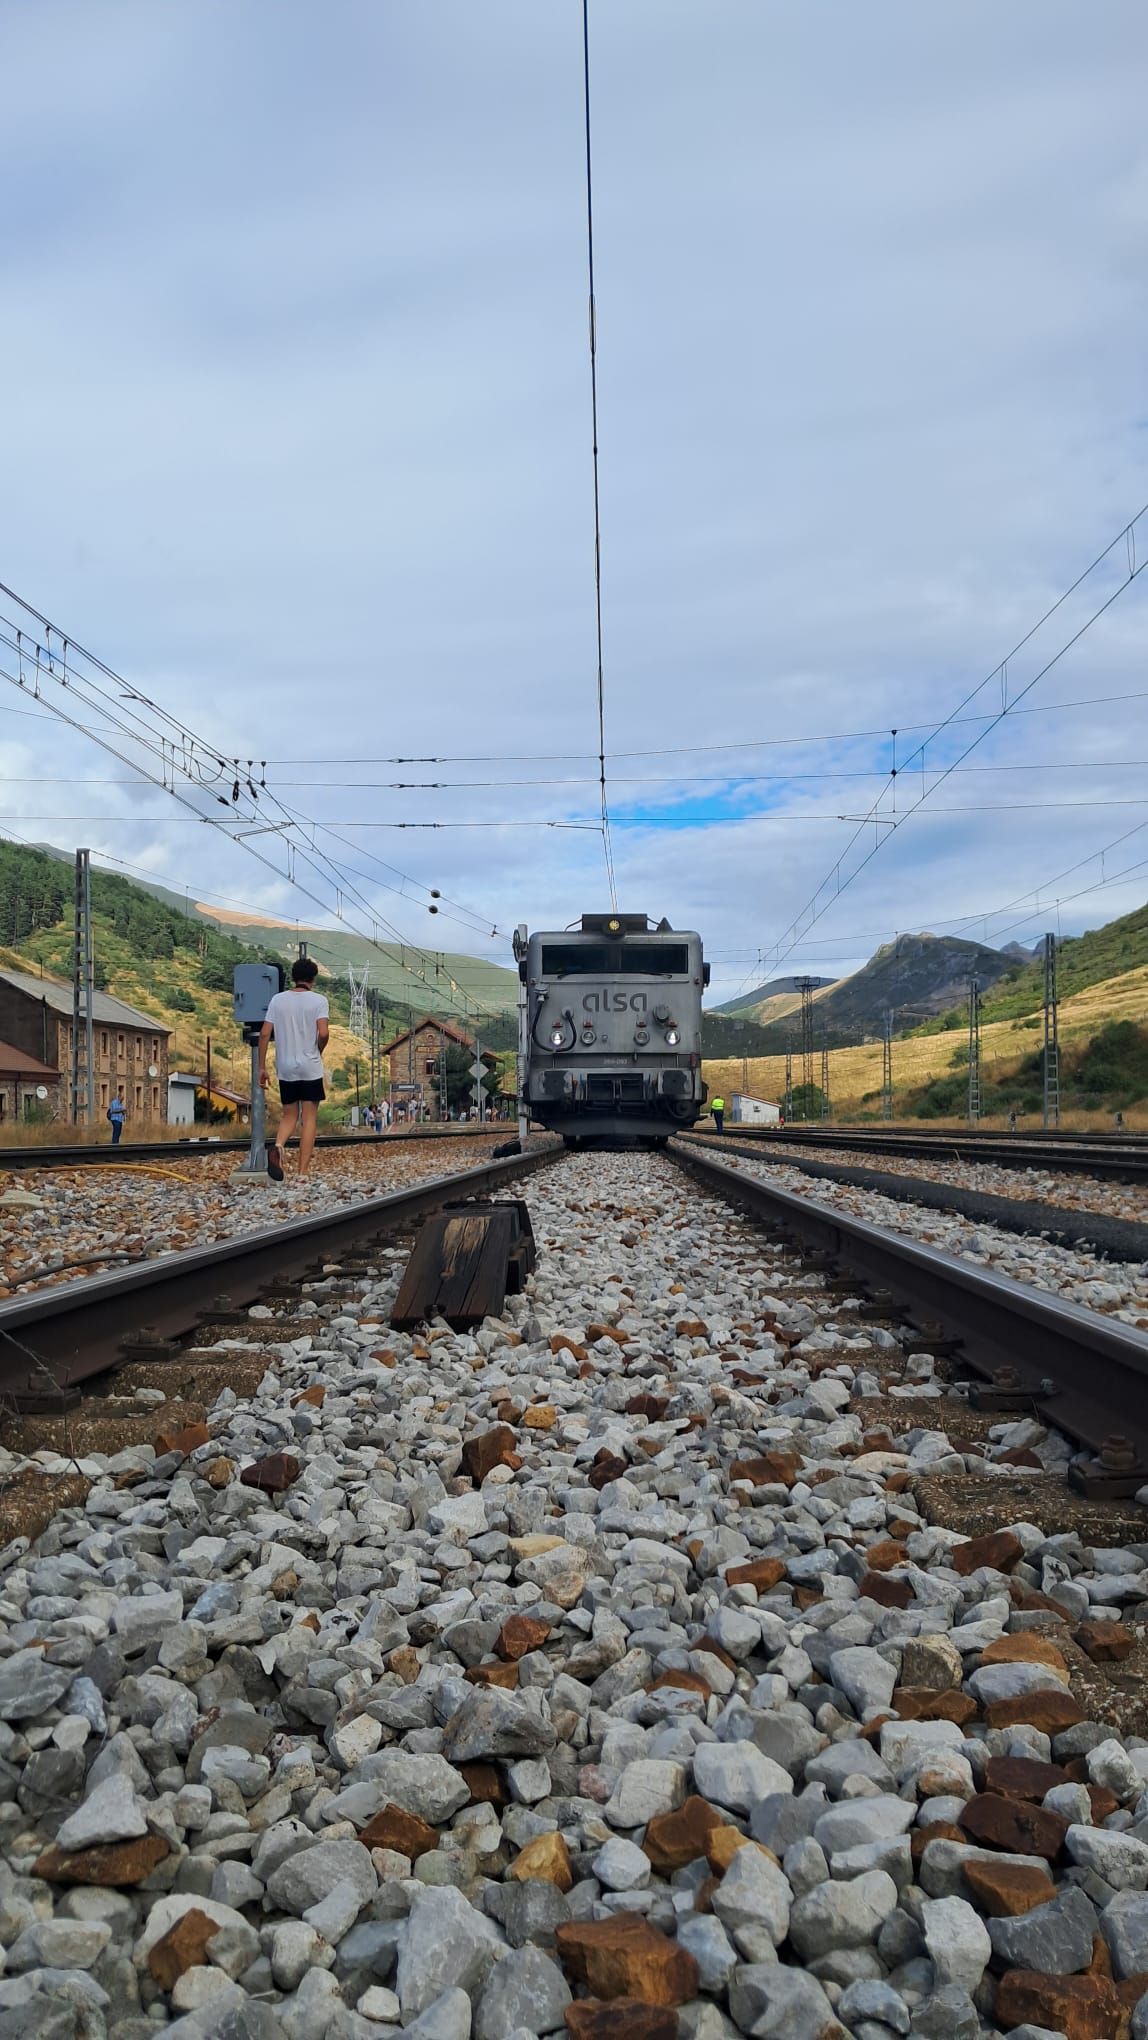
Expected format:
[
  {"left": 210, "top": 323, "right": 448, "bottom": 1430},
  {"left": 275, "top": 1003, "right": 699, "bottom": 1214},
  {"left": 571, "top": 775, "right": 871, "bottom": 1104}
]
[
  {"left": 0, "top": 1143, "right": 560, "bottom": 1409},
  {"left": 722, "top": 1121, "right": 1148, "bottom": 1182},
  {"left": 3, "top": 1137, "right": 1145, "bottom": 1486},
  {"left": 0, "top": 1123, "right": 508, "bottom": 1171},
  {"left": 680, "top": 1129, "right": 1148, "bottom": 1265},
  {"left": 4, "top": 1142, "right": 1148, "bottom": 2040}
]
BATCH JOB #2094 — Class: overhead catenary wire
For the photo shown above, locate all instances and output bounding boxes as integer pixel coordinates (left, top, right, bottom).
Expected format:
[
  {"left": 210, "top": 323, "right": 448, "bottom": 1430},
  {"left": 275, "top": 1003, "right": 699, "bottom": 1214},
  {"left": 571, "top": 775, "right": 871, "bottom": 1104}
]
[
  {"left": 581, "top": 0, "right": 617, "bottom": 911},
  {"left": 746, "top": 501, "right": 1148, "bottom": 985}
]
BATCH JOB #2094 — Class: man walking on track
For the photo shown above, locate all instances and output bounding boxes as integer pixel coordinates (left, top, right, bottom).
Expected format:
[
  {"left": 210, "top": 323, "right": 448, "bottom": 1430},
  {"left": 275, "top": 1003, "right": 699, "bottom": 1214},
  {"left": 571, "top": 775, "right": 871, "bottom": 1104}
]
[
  {"left": 711, "top": 1094, "right": 725, "bottom": 1134},
  {"left": 108, "top": 1092, "right": 126, "bottom": 1145},
  {"left": 258, "top": 957, "right": 330, "bottom": 1180}
]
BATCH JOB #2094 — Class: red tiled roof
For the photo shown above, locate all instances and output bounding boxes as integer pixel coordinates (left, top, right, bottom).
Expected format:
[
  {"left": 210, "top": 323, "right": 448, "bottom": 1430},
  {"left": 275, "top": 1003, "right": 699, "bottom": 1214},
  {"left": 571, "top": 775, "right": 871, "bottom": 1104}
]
[{"left": 0, "top": 1040, "right": 60, "bottom": 1080}]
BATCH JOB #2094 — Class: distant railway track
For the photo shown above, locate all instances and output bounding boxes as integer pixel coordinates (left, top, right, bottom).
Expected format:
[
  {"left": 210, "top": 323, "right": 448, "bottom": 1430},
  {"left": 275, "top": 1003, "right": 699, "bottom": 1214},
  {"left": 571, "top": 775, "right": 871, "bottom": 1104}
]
[
  {"left": 669, "top": 1139, "right": 1148, "bottom": 1491},
  {"left": 722, "top": 1122, "right": 1148, "bottom": 1182},
  {"left": 0, "top": 1144, "right": 558, "bottom": 1410},
  {"left": 678, "top": 1131, "right": 1148, "bottom": 1264},
  {"left": 0, "top": 1124, "right": 508, "bottom": 1171}
]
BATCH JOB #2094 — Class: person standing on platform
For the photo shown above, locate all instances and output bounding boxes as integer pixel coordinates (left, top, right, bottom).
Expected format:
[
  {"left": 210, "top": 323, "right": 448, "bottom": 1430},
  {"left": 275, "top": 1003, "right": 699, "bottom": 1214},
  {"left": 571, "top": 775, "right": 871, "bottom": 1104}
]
[{"left": 259, "top": 957, "right": 330, "bottom": 1179}]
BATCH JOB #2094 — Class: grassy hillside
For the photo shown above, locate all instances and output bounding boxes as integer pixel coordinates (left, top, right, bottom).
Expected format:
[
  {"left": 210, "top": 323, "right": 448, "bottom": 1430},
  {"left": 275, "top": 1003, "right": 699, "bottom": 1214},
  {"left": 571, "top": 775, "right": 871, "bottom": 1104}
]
[
  {"left": 703, "top": 954, "right": 1148, "bottom": 1126},
  {"left": 187, "top": 910, "right": 518, "bottom": 1020},
  {"left": 0, "top": 840, "right": 512, "bottom": 1120}
]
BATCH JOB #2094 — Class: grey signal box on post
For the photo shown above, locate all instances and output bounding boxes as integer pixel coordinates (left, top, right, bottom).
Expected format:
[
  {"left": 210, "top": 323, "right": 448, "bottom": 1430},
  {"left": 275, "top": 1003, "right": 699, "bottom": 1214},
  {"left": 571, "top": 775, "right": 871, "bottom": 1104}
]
[{"left": 233, "top": 963, "right": 283, "bottom": 1035}]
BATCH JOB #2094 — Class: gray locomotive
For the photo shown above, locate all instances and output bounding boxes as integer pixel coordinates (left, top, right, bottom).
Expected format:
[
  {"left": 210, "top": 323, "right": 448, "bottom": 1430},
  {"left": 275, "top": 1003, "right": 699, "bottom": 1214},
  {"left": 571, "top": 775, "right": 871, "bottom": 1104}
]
[{"left": 514, "top": 913, "right": 708, "bottom": 1145}]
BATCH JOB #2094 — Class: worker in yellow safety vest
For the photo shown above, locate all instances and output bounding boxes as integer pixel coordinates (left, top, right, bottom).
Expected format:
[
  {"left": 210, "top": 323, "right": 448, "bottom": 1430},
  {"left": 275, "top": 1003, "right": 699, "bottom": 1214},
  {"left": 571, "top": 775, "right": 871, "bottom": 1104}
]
[{"left": 711, "top": 1095, "right": 725, "bottom": 1133}]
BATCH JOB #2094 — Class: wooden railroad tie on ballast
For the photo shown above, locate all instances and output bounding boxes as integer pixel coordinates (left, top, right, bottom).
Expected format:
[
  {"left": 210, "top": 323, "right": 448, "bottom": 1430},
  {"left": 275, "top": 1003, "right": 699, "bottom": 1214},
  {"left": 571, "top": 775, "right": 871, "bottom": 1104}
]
[{"left": 389, "top": 1198, "right": 536, "bottom": 1332}]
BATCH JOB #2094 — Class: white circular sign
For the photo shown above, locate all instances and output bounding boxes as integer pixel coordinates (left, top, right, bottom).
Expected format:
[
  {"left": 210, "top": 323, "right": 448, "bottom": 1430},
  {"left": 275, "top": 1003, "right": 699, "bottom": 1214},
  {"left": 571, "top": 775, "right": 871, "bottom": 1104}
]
[
  {"left": 34, "top": 1085, "right": 48, "bottom": 1100},
  {"left": 148, "top": 1065, "right": 159, "bottom": 1078}
]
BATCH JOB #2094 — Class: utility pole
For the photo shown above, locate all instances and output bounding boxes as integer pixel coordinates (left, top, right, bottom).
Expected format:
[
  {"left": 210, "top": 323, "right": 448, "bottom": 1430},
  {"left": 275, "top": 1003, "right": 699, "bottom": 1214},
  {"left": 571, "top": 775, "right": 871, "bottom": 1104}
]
[
  {"left": 70, "top": 848, "right": 95, "bottom": 1126},
  {"left": 967, "top": 977, "right": 982, "bottom": 1127},
  {"left": 1042, "top": 931, "right": 1060, "bottom": 1130},
  {"left": 783, "top": 1038, "right": 793, "bottom": 1123},
  {"left": 795, "top": 979, "right": 817, "bottom": 1120},
  {"left": 472, "top": 1027, "right": 485, "bottom": 1122},
  {"left": 820, "top": 1039, "right": 831, "bottom": 1123},
  {"left": 882, "top": 1010, "right": 894, "bottom": 1121},
  {"left": 205, "top": 1033, "right": 212, "bottom": 1120}
]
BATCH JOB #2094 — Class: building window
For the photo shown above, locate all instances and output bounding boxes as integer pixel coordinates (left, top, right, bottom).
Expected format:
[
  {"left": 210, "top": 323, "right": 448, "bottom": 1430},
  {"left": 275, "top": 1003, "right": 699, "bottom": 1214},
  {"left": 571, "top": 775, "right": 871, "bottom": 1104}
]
[
  {"left": 101, "top": 1031, "right": 108, "bottom": 1056},
  {"left": 425, "top": 1058, "right": 438, "bottom": 1077},
  {"left": 117, "top": 1034, "right": 124, "bottom": 1056},
  {"left": 151, "top": 1037, "right": 158, "bottom": 1060},
  {"left": 134, "top": 1084, "right": 142, "bottom": 1111},
  {"left": 135, "top": 1037, "right": 142, "bottom": 1060},
  {"left": 151, "top": 1085, "right": 159, "bottom": 1116},
  {"left": 100, "top": 1082, "right": 108, "bottom": 1108}
]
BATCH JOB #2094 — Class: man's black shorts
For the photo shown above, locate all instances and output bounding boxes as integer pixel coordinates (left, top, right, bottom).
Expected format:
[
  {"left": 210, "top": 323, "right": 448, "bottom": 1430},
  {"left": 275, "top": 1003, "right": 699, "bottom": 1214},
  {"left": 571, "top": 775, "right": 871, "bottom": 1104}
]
[{"left": 279, "top": 1079, "right": 326, "bottom": 1104}]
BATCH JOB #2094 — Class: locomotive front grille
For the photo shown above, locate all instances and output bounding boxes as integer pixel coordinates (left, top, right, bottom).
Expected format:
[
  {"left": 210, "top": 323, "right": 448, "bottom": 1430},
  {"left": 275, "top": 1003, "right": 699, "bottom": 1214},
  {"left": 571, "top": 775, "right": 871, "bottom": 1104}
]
[{"left": 587, "top": 1074, "right": 644, "bottom": 1103}]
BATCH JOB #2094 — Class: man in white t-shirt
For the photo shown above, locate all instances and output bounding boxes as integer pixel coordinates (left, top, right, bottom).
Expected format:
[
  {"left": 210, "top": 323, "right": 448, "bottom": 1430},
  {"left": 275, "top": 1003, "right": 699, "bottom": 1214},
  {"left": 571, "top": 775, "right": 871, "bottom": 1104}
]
[{"left": 258, "top": 957, "right": 330, "bottom": 1179}]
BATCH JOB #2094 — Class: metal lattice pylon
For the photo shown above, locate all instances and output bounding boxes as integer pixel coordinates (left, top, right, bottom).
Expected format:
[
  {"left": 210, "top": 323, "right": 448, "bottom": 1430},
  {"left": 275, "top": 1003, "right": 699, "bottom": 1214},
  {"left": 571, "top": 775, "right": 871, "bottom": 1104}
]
[
  {"left": 1042, "top": 932, "right": 1060, "bottom": 1129},
  {"left": 347, "top": 963, "right": 369, "bottom": 1043},
  {"left": 795, "top": 979, "right": 817, "bottom": 1119},
  {"left": 783, "top": 1040, "right": 793, "bottom": 1122},
  {"left": 820, "top": 1040, "right": 831, "bottom": 1122},
  {"left": 882, "top": 1010, "right": 894, "bottom": 1120},
  {"left": 967, "top": 976, "right": 982, "bottom": 1126}
]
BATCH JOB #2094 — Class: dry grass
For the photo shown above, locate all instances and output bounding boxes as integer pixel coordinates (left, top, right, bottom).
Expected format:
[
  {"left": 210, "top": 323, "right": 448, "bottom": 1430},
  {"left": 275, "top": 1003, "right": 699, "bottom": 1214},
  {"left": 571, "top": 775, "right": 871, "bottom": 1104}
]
[{"left": 704, "top": 962, "right": 1148, "bottom": 1128}]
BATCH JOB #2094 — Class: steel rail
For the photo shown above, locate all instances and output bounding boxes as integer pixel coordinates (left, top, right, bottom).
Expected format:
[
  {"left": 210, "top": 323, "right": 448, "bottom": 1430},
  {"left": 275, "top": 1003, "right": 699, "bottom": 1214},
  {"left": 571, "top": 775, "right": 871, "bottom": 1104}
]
[
  {"left": 0, "top": 1125, "right": 507, "bottom": 1171},
  {"left": 0, "top": 1146, "right": 560, "bottom": 1407},
  {"left": 670, "top": 1140, "right": 1148, "bottom": 1492},
  {"left": 718, "top": 1124, "right": 1148, "bottom": 1183}
]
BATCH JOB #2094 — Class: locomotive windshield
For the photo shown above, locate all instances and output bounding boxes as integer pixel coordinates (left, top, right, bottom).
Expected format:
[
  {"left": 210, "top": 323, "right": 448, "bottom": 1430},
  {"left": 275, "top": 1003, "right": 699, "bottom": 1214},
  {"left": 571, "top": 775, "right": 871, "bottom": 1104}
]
[{"left": 540, "top": 942, "right": 691, "bottom": 977}]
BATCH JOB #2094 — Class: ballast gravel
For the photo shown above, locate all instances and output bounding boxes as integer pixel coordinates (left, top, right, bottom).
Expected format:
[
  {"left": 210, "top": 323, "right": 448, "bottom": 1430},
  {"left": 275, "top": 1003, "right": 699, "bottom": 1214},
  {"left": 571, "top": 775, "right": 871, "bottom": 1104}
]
[
  {"left": 1, "top": 1150, "right": 1148, "bottom": 2040},
  {"left": 0, "top": 1139, "right": 518, "bottom": 1299},
  {"left": 713, "top": 1149, "right": 1148, "bottom": 1326},
  {"left": 737, "top": 1140, "right": 1148, "bottom": 1231}
]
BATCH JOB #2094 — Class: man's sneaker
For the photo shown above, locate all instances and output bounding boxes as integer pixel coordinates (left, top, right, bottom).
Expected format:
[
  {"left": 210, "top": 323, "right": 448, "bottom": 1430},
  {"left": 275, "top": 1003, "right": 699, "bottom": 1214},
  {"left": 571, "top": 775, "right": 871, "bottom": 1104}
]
[{"left": 265, "top": 1143, "right": 284, "bottom": 1182}]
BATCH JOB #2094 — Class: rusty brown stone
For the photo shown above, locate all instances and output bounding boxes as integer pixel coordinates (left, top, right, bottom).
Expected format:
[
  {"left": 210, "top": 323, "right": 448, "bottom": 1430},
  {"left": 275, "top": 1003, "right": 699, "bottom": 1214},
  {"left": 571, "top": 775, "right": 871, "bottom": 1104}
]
[
  {"left": 509, "top": 1831, "right": 573, "bottom": 1890},
  {"left": 730, "top": 1451, "right": 800, "bottom": 1488},
  {"left": 674, "top": 1320, "right": 709, "bottom": 1339},
  {"left": 983, "top": 1755, "right": 1069, "bottom": 1803},
  {"left": 239, "top": 1452, "right": 300, "bottom": 1494},
  {"left": 950, "top": 1528, "right": 1024, "bottom": 1577},
  {"left": 984, "top": 1689, "right": 1085, "bottom": 1734},
  {"left": 860, "top": 1570, "right": 913, "bottom": 1609},
  {"left": 994, "top": 1970, "right": 1132, "bottom": 2040},
  {"left": 724, "top": 1556, "right": 787, "bottom": 1593},
  {"left": 793, "top": 1587, "right": 825, "bottom": 1611},
  {"left": 625, "top": 1392, "right": 669, "bottom": 1422},
  {"left": 388, "top": 1645, "right": 421, "bottom": 1684},
  {"left": 565, "top": 2004, "right": 678, "bottom": 2040},
  {"left": 911, "top": 1821, "right": 966, "bottom": 1864},
  {"left": 148, "top": 1908, "right": 221, "bottom": 1990},
  {"left": 550, "top": 1334, "right": 589, "bottom": 1362},
  {"left": 465, "top": 1662, "right": 519, "bottom": 1689},
  {"left": 291, "top": 1384, "right": 326, "bottom": 1408},
  {"left": 358, "top": 1804, "right": 438, "bottom": 1859},
  {"left": 587, "top": 1323, "right": 631, "bottom": 1345},
  {"left": 958, "top": 1792, "right": 1069, "bottom": 1862},
  {"left": 980, "top": 1633, "right": 1068, "bottom": 1674},
  {"left": 523, "top": 1404, "right": 557, "bottom": 1430},
  {"left": 997, "top": 1446, "right": 1043, "bottom": 1467},
  {"left": 1010, "top": 1580, "right": 1069, "bottom": 1617},
  {"left": 588, "top": 1450, "right": 628, "bottom": 1490},
  {"left": 642, "top": 1796, "right": 726, "bottom": 1874},
  {"left": 864, "top": 1537, "right": 909, "bottom": 1573},
  {"left": 205, "top": 1456, "right": 234, "bottom": 1488},
  {"left": 155, "top": 1422, "right": 211, "bottom": 1457},
  {"left": 1076, "top": 1619, "right": 1134, "bottom": 1663},
  {"left": 963, "top": 1855, "right": 1057, "bottom": 1917},
  {"left": 891, "top": 1687, "right": 978, "bottom": 1726},
  {"left": 496, "top": 1613, "right": 552, "bottom": 1662},
  {"left": 704, "top": 1827, "right": 776, "bottom": 1876},
  {"left": 33, "top": 1834, "right": 171, "bottom": 1887},
  {"left": 885, "top": 1469, "right": 911, "bottom": 1494},
  {"left": 647, "top": 1669, "right": 711, "bottom": 1701},
  {"left": 555, "top": 1915, "right": 699, "bottom": 2007},
  {"left": 459, "top": 1761, "right": 506, "bottom": 1806},
  {"left": 460, "top": 1424, "right": 519, "bottom": 1483}
]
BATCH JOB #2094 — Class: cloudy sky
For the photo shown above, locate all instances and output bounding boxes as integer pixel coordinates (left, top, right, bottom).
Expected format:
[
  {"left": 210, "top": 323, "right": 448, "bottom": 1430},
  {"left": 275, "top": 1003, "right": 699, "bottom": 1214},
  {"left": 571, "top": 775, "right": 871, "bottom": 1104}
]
[{"left": 1, "top": 0, "right": 1146, "bottom": 1008}]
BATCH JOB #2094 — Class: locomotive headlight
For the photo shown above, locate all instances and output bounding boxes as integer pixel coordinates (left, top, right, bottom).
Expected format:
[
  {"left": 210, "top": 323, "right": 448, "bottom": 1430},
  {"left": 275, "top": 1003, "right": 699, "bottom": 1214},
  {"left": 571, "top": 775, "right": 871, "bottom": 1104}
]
[
  {"left": 548, "top": 1023, "right": 567, "bottom": 1049},
  {"left": 634, "top": 1026, "right": 649, "bottom": 1046},
  {"left": 664, "top": 1024, "right": 681, "bottom": 1047}
]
